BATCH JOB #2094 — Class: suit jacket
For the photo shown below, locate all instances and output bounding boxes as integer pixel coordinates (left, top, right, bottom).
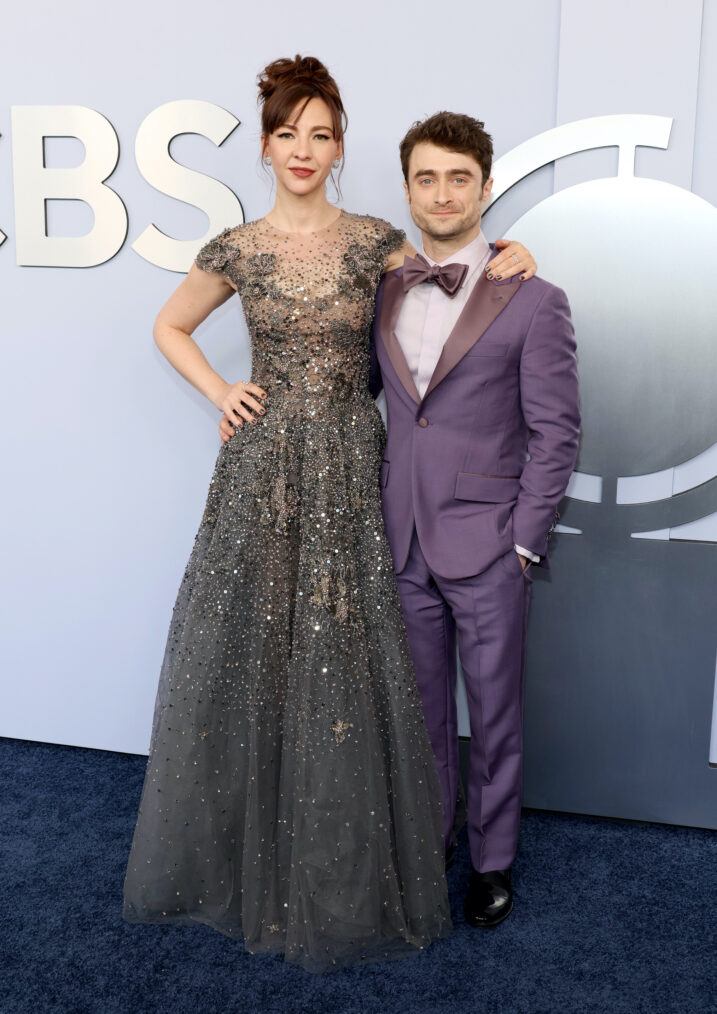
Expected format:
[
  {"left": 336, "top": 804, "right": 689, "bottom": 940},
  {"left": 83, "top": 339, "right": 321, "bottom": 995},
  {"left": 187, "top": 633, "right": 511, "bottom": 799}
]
[{"left": 370, "top": 260, "right": 581, "bottom": 579}]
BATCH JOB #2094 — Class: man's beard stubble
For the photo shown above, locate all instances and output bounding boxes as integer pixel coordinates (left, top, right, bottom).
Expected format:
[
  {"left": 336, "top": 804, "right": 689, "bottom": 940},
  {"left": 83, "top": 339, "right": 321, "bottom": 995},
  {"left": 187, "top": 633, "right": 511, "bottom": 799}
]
[{"left": 411, "top": 205, "right": 482, "bottom": 246}]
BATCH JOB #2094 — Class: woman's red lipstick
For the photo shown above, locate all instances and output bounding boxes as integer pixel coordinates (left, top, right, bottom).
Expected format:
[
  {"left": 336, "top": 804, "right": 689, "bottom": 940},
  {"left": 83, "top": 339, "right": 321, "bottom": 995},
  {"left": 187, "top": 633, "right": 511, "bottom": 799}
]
[{"left": 290, "top": 168, "right": 315, "bottom": 178}]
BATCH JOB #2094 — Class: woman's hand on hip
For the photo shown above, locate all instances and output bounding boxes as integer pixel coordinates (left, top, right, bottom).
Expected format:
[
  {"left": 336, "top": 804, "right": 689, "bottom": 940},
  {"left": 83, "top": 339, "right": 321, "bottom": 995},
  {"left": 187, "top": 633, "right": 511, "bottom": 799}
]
[
  {"left": 218, "top": 382, "right": 267, "bottom": 441},
  {"left": 218, "top": 381, "right": 267, "bottom": 434}
]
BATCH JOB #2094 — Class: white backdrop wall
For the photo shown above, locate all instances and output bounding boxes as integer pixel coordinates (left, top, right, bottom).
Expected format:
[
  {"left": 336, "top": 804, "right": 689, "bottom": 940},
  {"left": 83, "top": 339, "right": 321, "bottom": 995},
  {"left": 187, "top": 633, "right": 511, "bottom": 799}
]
[{"left": 1, "top": 0, "right": 716, "bottom": 770}]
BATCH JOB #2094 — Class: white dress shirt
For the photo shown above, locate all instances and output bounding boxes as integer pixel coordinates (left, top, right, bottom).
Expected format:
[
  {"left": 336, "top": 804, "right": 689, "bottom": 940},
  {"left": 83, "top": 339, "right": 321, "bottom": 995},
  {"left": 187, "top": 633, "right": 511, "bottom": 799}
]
[{"left": 395, "top": 232, "right": 539, "bottom": 564}]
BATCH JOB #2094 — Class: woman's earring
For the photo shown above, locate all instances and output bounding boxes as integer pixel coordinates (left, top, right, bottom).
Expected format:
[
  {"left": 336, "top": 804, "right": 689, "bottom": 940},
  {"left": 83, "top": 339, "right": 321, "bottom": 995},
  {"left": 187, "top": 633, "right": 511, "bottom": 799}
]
[
  {"left": 263, "top": 156, "right": 272, "bottom": 167},
  {"left": 332, "top": 159, "right": 341, "bottom": 169}
]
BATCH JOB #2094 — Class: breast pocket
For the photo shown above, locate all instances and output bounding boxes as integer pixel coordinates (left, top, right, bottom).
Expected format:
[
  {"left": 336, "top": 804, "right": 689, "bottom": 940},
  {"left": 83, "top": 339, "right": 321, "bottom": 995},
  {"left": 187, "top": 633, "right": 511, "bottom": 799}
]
[{"left": 465, "top": 342, "right": 509, "bottom": 358}]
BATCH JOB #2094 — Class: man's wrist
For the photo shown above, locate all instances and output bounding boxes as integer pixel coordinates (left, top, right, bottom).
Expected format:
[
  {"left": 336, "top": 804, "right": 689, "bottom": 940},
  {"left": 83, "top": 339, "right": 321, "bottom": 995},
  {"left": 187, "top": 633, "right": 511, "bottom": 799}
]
[{"left": 515, "top": 544, "right": 540, "bottom": 564}]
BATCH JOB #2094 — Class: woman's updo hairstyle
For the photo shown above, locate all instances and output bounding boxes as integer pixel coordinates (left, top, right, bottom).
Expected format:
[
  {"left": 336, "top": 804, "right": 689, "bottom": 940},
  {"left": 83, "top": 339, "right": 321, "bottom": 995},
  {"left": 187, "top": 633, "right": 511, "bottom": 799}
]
[{"left": 258, "top": 55, "right": 347, "bottom": 150}]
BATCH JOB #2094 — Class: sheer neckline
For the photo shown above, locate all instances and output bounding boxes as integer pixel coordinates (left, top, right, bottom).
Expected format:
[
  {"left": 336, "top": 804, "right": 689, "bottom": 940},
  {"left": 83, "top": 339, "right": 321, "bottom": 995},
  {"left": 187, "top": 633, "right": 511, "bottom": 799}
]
[{"left": 261, "top": 208, "right": 345, "bottom": 237}]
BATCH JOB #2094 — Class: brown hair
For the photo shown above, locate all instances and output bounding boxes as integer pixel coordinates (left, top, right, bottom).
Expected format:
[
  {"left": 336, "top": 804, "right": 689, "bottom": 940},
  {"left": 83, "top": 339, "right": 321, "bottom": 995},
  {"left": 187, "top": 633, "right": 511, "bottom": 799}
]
[
  {"left": 258, "top": 55, "right": 347, "bottom": 148},
  {"left": 399, "top": 112, "right": 493, "bottom": 185}
]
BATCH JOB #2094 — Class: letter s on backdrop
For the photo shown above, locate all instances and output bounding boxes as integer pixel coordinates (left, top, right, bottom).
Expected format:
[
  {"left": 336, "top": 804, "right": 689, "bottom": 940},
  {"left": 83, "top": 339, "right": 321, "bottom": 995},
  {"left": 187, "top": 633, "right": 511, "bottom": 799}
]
[{"left": 132, "top": 100, "right": 243, "bottom": 273}]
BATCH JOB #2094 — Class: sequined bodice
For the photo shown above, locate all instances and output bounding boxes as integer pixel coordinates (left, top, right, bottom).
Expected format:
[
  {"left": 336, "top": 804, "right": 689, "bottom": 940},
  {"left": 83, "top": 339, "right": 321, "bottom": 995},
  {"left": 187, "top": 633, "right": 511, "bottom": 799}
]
[{"left": 196, "top": 210, "right": 404, "bottom": 411}]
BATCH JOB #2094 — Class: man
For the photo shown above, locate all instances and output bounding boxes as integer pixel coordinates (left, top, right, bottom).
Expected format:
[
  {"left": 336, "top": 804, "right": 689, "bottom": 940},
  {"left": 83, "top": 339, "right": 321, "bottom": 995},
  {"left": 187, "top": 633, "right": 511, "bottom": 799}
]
[{"left": 370, "top": 112, "right": 580, "bottom": 927}]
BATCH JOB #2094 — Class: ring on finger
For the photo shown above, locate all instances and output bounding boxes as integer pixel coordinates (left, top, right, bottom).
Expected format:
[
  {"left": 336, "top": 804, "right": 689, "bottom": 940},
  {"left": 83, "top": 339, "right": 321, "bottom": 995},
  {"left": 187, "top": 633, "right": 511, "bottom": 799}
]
[{"left": 512, "top": 252, "right": 519, "bottom": 265}]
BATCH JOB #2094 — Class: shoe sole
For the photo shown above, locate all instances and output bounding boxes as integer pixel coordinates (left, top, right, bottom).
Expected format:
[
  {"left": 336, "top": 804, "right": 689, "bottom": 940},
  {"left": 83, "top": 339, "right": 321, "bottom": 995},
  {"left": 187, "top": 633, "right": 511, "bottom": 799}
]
[{"left": 464, "top": 898, "right": 514, "bottom": 929}]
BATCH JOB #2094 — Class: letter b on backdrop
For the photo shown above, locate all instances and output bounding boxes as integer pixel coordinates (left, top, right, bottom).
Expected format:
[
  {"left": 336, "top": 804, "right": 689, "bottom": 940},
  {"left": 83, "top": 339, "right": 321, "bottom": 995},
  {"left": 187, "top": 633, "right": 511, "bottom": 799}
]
[{"left": 11, "top": 106, "right": 128, "bottom": 267}]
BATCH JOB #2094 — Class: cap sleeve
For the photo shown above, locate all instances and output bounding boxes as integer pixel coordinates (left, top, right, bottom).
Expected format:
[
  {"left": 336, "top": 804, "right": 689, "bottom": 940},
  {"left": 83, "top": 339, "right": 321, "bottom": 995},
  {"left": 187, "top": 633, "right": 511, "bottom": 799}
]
[
  {"left": 194, "top": 227, "right": 239, "bottom": 276},
  {"left": 374, "top": 219, "right": 406, "bottom": 270}
]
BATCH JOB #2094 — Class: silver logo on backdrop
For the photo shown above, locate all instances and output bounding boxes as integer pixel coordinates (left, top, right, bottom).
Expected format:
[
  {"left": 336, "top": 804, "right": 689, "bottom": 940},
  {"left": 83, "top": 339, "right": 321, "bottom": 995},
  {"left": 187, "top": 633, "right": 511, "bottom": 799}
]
[{"left": 484, "top": 115, "right": 717, "bottom": 821}]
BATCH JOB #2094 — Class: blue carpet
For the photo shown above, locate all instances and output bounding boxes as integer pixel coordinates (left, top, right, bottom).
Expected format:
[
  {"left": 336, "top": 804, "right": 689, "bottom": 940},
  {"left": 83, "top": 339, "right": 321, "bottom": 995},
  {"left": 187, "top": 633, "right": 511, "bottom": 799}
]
[{"left": 1, "top": 736, "right": 714, "bottom": 1014}]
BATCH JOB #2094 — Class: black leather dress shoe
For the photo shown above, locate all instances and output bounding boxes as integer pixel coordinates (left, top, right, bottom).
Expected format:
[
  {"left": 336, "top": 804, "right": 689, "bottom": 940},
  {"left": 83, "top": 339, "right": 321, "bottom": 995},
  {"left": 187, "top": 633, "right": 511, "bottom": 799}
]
[
  {"left": 463, "top": 868, "right": 513, "bottom": 928},
  {"left": 445, "top": 844, "right": 456, "bottom": 871}
]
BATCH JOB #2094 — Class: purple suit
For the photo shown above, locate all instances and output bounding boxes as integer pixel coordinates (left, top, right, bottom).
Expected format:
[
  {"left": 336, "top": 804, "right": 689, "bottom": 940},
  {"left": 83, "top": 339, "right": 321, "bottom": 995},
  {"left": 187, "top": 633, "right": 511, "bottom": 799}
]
[{"left": 371, "top": 262, "right": 580, "bottom": 871}]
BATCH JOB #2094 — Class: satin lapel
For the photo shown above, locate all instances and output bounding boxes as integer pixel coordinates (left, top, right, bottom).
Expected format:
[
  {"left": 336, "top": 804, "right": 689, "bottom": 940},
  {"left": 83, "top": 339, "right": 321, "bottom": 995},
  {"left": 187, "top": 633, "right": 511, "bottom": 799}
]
[
  {"left": 377, "top": 268, "right": 421, "bottom": 405},
  {"left": 423, "top": 273, "right": 520, "bottom": 399}
]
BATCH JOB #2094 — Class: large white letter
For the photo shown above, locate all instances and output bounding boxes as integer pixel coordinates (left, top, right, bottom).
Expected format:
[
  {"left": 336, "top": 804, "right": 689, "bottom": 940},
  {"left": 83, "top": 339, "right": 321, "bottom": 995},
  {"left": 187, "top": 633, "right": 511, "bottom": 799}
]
[
  {"left": 133, "top": 100, "right": 243, "bottom": 273},
  {"left": 11, "top": 106, "right": 127, "bottom": 267}
]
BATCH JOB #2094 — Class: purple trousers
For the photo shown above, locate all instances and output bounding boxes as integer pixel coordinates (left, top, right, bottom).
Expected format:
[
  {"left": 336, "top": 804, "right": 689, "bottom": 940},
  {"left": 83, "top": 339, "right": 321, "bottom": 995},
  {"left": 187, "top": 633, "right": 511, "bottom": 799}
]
[{"left": 395, "top": 528, "right": 532, "bottom": 873}]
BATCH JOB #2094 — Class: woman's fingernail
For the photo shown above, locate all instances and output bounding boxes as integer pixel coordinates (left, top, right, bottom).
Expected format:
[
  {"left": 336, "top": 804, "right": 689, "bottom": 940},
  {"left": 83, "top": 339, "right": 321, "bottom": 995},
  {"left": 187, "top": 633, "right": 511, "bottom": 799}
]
[
  {"left": 520, "top": 274, "right": 526, "bottom": 281},
  {"left": 496, "top": 274, "right": 502, "bottom": 280},
  {"left": 487, "top": 273, "right": 493, "bottom": 279},
  {"left": 251, "top": 419, "right": 257, "bottom": 425},
  {"left": 259, "top": 409, "right": 265, "bottom": 415}
]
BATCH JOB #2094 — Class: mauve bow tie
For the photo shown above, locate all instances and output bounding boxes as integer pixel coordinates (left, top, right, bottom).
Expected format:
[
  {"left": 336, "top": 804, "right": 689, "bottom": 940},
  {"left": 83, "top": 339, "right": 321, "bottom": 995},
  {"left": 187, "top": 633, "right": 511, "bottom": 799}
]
[{"left": 402, "top": 253, "right": 469, "bottom": 297}]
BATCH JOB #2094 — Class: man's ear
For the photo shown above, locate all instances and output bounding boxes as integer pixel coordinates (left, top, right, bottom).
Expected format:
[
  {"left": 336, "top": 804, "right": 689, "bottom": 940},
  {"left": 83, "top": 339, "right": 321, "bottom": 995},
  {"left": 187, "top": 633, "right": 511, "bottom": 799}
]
[
  {"left": 403, "top": 180, "right": 411, "bottom": 204},
  {"left": 482, "top": 177, "right": 494, "bottom": 204}
]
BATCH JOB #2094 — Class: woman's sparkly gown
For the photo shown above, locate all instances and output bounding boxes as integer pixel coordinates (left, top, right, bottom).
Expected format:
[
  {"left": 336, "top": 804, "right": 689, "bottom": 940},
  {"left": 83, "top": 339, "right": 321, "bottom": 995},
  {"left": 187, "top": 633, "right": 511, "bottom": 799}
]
[{"left": 122, "top": 211, "right": 451, "bottom": 971}]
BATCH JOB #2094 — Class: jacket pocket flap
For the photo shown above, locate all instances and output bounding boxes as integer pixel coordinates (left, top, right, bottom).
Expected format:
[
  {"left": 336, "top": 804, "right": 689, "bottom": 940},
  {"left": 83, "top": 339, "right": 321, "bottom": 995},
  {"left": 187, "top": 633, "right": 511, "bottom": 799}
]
[{"left": 454, "top": 473, "right": 520, "bottom": 502}]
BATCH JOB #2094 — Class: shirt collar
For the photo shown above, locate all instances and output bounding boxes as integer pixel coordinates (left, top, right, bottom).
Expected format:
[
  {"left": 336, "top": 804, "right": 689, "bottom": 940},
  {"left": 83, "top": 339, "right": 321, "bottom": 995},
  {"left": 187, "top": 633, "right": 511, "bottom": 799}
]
[{"left": 422, "top": 232, "right": 491, "bottom": 283}]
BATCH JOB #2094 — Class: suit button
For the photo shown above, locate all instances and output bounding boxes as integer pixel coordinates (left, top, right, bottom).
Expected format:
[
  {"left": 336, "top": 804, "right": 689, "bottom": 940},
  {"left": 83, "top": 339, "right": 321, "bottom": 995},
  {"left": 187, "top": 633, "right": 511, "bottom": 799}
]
[{"left": 418, "top": 417, "right": 429, "bottom": 427}]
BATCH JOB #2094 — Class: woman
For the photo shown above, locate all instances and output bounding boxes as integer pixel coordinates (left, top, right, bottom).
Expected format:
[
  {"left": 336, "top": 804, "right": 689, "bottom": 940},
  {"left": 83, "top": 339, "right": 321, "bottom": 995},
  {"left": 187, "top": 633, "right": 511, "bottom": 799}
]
[{"left": 123, "top": 55, "right": 535, "bottom": 971}]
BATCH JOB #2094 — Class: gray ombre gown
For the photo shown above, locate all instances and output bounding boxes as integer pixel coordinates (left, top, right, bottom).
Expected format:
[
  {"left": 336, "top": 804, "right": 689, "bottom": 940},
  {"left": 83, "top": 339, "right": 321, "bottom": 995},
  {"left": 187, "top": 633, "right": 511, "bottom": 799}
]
[{"left": 122, "top": 211, "right": 451, "bottom": 972}]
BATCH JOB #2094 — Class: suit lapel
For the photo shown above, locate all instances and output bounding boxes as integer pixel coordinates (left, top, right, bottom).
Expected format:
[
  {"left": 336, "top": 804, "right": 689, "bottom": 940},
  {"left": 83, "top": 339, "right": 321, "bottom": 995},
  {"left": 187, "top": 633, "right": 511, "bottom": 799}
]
[
  {"left": 422, "top": 272, "right": 520, "bottom": 399},
  {"left": 377, "top": 268, "right": 421, "bottom": 405}
]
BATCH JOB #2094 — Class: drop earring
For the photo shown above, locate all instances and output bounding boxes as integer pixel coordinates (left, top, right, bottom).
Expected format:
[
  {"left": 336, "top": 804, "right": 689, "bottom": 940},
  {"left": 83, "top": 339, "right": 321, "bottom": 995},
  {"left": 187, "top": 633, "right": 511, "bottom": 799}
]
[
  {"left": 263, "top": 156, "right": 272, "bottom": 166},
  {"left": 332, "top": 159, "right": 341, "bottom": 169}
]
